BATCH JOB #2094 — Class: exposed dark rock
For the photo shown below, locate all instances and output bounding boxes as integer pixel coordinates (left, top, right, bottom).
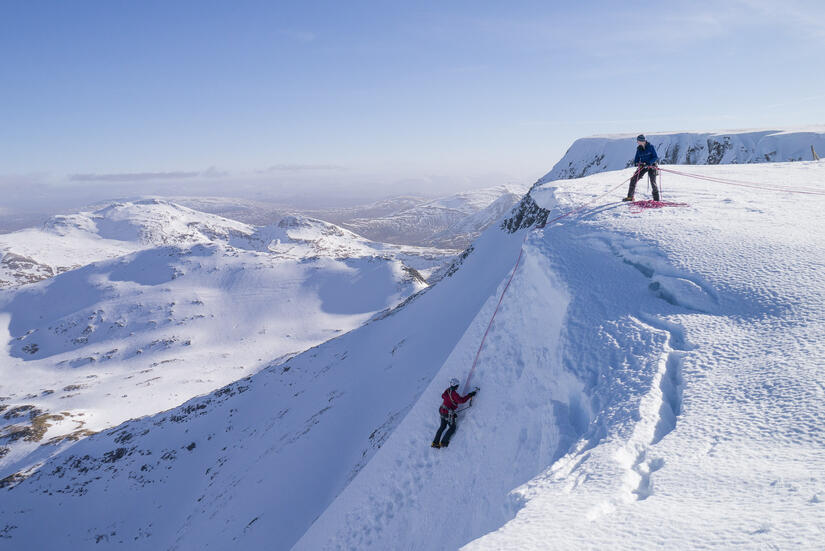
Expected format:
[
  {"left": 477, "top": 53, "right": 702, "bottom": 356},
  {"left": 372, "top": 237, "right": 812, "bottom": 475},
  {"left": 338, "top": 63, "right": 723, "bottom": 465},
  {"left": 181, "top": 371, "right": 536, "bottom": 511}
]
[
  {"left": 502, "top": 191, "right": 550, "bottom": 233},
  {"left": 102, "top": 447, "right": 130, "bottom": 463},
  {"left": 3, "top": 405, "right": 41, "bottom": 420},
  {"left": 707, "top": 137, "right": 733, "bottom": 164}
]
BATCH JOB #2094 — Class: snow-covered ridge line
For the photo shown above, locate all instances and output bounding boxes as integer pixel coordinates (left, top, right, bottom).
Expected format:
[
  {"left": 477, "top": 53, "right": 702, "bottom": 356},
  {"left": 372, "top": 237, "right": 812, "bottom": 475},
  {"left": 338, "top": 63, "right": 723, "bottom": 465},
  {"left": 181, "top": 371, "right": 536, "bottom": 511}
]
[
  {"left": 0, "top": 199, "right": 454, "bottom": 289},
  {"left": 542, "top": 127, "right": 825, "bottom": 182}
]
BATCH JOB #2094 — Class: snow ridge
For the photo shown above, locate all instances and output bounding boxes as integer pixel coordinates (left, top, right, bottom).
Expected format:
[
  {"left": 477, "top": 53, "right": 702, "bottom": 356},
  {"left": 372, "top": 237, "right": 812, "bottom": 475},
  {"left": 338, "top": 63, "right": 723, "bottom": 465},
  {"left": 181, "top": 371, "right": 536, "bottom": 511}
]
[{"left": 542, "top": 127, "right": 825, "bottom": 182}]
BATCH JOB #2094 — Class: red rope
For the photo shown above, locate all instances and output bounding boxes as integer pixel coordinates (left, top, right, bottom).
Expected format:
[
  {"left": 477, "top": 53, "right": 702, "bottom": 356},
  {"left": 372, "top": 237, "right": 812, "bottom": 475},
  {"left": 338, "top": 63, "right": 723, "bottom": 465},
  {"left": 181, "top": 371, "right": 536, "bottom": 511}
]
[
  {"left": 461, "top": 245, "right": 524, "bottom": 393},
  {"left": 628, "top": 199, "right": 689, "bottom": 213},
  {"left": 657, "top": 166, "right": 825, "bottom": 196}
]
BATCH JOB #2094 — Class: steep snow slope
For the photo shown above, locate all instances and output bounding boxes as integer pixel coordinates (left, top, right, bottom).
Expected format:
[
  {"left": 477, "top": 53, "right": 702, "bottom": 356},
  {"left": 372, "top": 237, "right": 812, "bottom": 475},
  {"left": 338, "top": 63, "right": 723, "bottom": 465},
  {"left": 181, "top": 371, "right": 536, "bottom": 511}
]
[
  {"left": 543, "top": 127, "right": 825, "bottom": 181},
  {"left": 2, "top": 163, "right": 824, "bottom": 550},
  {"left": 0, "top": 202, "right": 452, "bottom": 486}
]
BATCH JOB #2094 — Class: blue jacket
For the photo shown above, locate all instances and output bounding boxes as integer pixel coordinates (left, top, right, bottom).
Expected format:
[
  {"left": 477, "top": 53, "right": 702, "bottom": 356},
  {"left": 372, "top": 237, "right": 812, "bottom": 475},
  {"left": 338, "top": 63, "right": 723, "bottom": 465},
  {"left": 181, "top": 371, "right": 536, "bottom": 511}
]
[{"left": 633, "top": 142, "right": 659, "bottom": 166}]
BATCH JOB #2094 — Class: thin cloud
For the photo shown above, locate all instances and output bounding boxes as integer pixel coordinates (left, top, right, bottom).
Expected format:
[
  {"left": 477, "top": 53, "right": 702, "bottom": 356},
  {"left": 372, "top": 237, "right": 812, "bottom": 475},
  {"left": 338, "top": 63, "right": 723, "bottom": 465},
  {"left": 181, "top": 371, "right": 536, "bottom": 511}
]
[
  {"left": 202, "top": 166, "right": 229, "bottom": 178},
  {"left": 438, "top": 2, "right": 821, "bottom": 60},
  {"left": 733, "top": 0, "right": 825, "bottom": 39},
  {"left": 68, "top": 167, "right": 228, "bottom": 182},
  {"left": 519, "top": 114, "right": 736, "bottom": 127},
  {"left": 69, "top": 171, "right": 202, "bottom": 182},
  {"left": 258, "top": 164, "right": 346, "bottom": 173},
  {"left": 763, "top": 94, "right": 825, "bottom": 110}
]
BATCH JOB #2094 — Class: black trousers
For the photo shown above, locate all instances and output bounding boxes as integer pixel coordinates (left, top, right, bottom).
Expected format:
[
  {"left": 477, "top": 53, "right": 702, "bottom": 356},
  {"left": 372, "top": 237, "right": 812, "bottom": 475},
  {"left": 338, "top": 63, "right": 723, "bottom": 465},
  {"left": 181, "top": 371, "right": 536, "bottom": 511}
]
[
  {"left": 433, "top": 412, "right": 457, "bottom": 445},
  {"left": 628, "top": 166, "right": 660, "bottom": 200}
]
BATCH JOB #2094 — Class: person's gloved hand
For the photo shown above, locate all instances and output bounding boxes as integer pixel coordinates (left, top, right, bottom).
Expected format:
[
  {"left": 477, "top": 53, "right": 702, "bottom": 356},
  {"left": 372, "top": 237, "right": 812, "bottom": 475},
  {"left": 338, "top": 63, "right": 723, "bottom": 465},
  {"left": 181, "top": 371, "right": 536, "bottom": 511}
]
[{"left": 468, "top": 391, "right": 477, "bottom": 397}]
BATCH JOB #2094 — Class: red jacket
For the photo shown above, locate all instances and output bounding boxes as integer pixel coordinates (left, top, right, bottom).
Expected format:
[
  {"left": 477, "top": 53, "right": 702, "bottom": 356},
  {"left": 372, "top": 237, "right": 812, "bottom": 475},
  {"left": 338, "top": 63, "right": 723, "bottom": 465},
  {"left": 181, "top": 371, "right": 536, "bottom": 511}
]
[{"left": 439, "top": 387, "right": 472, "bottom": 415}]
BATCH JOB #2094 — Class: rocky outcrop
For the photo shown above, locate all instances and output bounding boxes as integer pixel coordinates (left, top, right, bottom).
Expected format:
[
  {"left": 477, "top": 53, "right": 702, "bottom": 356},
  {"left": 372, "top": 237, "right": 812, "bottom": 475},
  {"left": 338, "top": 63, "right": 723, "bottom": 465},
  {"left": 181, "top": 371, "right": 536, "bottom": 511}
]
[{"left": 501, "top": 186, "right": 550, "bottom": 233}]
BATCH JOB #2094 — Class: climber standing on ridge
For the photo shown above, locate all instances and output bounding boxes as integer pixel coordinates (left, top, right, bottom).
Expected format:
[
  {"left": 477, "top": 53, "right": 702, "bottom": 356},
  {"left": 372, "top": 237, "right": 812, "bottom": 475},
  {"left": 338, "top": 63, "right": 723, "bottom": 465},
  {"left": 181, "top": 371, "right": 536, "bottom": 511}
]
[
  {"left": 624, "top": 134, "right": 660, "bottom": 202},
  {"left": 431, "top": 378, "right": 477, "bottom": 449}
]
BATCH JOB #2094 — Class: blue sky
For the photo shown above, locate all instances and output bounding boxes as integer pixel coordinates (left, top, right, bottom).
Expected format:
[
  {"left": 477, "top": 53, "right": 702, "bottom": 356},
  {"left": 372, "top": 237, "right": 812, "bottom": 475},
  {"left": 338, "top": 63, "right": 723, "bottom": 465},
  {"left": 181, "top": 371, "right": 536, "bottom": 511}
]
[{"left": 1, "top": 0, "right": 824, "bottom": 201}]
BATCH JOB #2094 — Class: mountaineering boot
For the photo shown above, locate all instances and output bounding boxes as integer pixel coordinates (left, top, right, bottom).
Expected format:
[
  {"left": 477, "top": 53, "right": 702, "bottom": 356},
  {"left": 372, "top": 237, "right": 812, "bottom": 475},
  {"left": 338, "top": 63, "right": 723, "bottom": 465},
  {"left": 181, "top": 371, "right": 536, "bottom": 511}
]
[
  {"left": 622, "top": 196, "right": 634, "bottom": 202},
  {"left": 652, "top": 190, "right": 660, "bottom": 202},
  {"left": 431, "top": 442, "right": 441, "bottom": 448},
  {"left": 440, "top": 441, "right": 449, "bottom": 448}
]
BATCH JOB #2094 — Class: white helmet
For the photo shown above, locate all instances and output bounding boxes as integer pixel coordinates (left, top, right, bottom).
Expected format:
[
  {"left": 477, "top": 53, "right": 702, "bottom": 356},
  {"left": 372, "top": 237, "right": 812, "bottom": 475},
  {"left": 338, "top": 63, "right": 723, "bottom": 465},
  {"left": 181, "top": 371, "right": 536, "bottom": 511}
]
[{"left": 449, "top": 378, "right": 460, "bottom": 388}]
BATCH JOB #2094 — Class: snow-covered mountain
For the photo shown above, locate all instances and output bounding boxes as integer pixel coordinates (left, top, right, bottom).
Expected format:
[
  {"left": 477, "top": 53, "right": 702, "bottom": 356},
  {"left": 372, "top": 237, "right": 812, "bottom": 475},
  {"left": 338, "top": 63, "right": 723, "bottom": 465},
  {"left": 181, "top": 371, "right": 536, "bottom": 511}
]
[
  {"left": 542, "top": 127, "right": 825, "bottom": 182},
  {"left": 164, "top": 187, "right": 526, "bottom": 250},
  {"left": 2, "top": 161, "right": 823, "bottom": 549},
  {"left": 0, "top": 199, "right": 454, "bottom": 485},
  {"left": 338, "top": 185, "right": 527, "bottom": 248},
  {"left": 302, "top": 195, "right": 431, "bottom": 226},
  {"left": 0, "top": 200, "right": 251, "bottom": 288},
  {"left": 423, "top": 190, "right": 525, "bottom": 249},
  {"left": 0, "top": 199, "right": 451, "bottom": 289}
]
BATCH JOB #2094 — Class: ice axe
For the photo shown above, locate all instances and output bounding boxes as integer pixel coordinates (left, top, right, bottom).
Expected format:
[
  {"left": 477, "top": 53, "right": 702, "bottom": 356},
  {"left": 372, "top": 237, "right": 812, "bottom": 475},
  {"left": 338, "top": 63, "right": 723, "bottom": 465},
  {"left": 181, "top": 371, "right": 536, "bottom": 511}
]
[{"left": 457, "top": 387, "right": 480, "bottom": 412}]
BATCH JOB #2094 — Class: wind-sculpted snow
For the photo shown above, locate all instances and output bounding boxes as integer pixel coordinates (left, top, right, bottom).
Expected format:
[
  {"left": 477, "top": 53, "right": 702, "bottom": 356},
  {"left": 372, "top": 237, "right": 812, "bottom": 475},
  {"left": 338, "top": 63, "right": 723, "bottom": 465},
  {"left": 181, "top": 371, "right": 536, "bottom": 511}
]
[
  {"left": 2, "top": 163, "right": 825, "bottom": 550},
  {"left": 542, "top": 127, "right": 825, "bottom": 182}
]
